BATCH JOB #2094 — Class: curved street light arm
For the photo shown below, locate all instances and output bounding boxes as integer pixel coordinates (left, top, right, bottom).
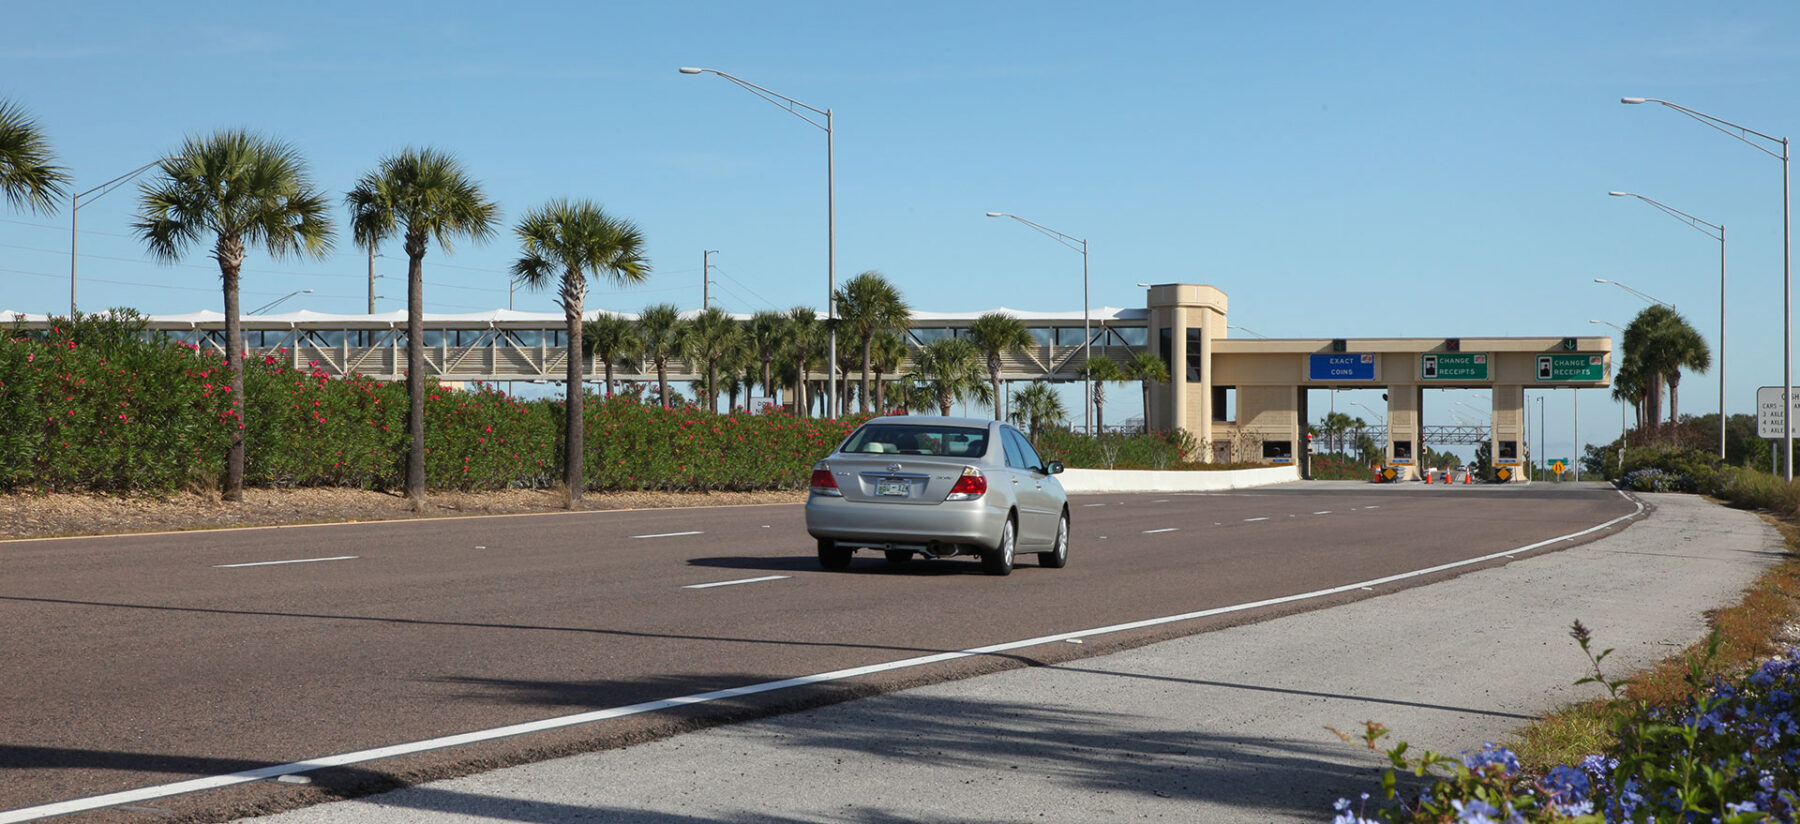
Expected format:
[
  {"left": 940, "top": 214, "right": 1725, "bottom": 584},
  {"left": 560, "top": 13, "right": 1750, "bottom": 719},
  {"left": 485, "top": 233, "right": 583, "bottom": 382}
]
[
  {"left": 986, "top": 212, "right": 1086, "bottom": 254},
  {"left": 1593, "top": 278, "right": 1676, "bottom": 310},
  {"left": 1609, "top": 191, "right": 1723, "bottom": 241},
  {"left": 75, "top": 156, "right": 180, "bottom": 204},
  {"left": 1623, "top": 98, "right": 1789, "bottom": 161},
  {"left": 681, "top": 68, "right": 829, "bottom": 133},
  {"left": 249, "top": 289, "right": 313, "bottom": 315}
]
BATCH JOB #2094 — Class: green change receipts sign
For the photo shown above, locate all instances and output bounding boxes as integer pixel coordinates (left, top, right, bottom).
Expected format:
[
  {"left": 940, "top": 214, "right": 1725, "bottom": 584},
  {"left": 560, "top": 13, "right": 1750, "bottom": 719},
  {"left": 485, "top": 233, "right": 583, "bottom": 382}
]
[
  {"left": 1536, "top": 353, "right": 1605, "bottom": 382},
  {"left": 1421, "top": 353, "right": 1489, "bottom": 381}
]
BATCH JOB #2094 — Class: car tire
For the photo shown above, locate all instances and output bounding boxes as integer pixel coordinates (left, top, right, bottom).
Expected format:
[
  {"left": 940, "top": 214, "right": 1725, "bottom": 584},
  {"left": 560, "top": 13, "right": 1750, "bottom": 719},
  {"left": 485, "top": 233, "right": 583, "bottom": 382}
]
[
  {"left": 982, "top": 516, "right": 1016, "bottom": 576},
  {"left": 884, "top": 550, "right": 912, "bottom": 564},
  {"left": 818, "top": 539, "right": 852, "bottom": 571},
  {"left": 1038, "top": 510, "right": 1069, "bottom": 569}
]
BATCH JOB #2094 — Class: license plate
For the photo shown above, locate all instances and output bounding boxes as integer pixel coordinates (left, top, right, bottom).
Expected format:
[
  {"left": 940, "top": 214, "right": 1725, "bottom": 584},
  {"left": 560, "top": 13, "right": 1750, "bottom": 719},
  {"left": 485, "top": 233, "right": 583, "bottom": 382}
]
[{"left": 876, "top": 479, "right": 909, "bottom": 496}]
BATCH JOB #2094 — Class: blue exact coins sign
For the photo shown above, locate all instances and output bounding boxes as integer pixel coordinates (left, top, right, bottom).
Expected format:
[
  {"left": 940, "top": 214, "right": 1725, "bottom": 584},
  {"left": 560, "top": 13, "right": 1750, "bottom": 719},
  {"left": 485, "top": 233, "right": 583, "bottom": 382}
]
[{"left": 1309, "top": 353, "right": 1376, "bottom": 381}]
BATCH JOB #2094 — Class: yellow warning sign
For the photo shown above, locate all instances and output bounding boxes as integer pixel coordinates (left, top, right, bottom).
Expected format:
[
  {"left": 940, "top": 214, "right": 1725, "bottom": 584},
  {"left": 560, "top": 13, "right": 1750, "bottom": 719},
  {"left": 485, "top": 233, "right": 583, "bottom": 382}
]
[{"left": 1551, "top": 460, "right": 1567, "bottom": 475}]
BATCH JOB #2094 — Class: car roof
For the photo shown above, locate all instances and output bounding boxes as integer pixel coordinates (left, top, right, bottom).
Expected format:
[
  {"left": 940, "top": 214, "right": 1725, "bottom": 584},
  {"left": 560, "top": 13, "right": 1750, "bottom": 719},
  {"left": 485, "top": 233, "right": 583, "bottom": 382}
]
[{"left": 859, "top": 415, "right": 999, "bottom": 429}]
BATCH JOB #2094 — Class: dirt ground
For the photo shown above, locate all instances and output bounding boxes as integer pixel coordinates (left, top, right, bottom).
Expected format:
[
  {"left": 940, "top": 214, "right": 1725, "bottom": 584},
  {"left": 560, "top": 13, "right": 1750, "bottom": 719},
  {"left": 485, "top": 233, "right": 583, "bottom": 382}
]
[{"left": 0, "top": 487, "right": 805, "bottom": 541}]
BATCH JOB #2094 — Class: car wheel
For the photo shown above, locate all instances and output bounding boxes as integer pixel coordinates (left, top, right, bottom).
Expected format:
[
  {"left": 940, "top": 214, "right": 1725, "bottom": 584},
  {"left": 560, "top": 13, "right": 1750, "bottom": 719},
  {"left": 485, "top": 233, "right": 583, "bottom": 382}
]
[
  {"left": 982, "top": 516, "right": 1016, "bottom": 576},
  {"left": 818, "top": 538, "right": 852, "bottom": 571},
  {"left": 884, "top": 549, "right": 912, "bottom": 564},
  {"left": 1038, "top": 510, "right": 1069, "bottom": 569}
]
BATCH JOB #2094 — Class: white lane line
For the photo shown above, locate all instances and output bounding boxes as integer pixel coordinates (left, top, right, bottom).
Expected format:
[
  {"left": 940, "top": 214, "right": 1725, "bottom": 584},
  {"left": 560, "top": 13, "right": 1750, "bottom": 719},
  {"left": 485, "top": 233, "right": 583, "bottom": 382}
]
[
  {"left": 1150, "top": 499, "right": 1170, "bottom": 503},
  {"left": 1313, "top": 511, "right": 1333, "bottom": 515},
  {"left": 1081, "top": 503, "right": 1107, "bottom": 508},
  {"left": 1243, "top": 517, "right": 1270, "bottom": 523},
  {"left": 212, "top": 556, "right": 358, "bottom": 569},
  {"left": 632, "top": 531, "right": 704, "bottom": 539},
  {"left": 684, "top": 576, "right": 790, "bottom": 590},
  {"left": 1142, "top": 527, "right": 1179, "bottom": 534},
  {"left": 7, "top": 492, "right": 1644, "bottom": 824}
]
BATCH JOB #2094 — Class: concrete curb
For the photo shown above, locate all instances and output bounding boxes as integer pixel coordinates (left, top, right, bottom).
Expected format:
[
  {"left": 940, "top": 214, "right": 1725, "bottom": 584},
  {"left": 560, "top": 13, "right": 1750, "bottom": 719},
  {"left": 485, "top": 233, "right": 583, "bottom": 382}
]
[{"left": 1058, "top": 464, "right": 1299, "bottom": 493}]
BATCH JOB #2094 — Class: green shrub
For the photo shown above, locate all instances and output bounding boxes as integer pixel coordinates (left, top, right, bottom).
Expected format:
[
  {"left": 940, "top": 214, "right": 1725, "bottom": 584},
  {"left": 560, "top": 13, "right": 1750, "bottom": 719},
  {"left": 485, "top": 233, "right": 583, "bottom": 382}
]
[
  {"left": 1033, "top": 427, "right": 1202, "bottom": 470},
  {"left": 1615, "top": 445, "right": 1727, "bottom": 495}
]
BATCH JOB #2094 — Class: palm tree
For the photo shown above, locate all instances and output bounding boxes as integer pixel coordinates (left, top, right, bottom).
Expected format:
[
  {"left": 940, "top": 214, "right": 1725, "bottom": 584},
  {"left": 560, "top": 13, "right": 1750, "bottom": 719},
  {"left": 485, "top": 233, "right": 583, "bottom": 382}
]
[
  {"left": 786, "top": 306, "right": 824, "bottom": 415},
  {"left": 966, "top": 312, "right": 1034, "bottom": 421},
  {"left": 636, "top": 303, "right": 686, "bottom": 409},
  {"left": 136, "top": 129, "right": 334, "bottom": 501},
  {"left": 348, "top": 148, "right": 499, "bottom": 502},
  {"left": 833, "top": 271, "right": 910, "bottom": 413},
  {"left": 1657, "top": 319, "right": 1710, "bottom": 423},
  {"left": 1124, "top": 351, "right": 1170, "bottom": 432},
  {"left": 908, "top": 337, "right": 992, "bottom": 416},
  {"left": 513, "top": 201, "right": 650, "bottom": 500},
  {"left": 745, "top": 310, "right": 789, "bottom": 405},
  {"left": 683, "top": 306, "right": 742, "bottom": 412},
  {"left": 1077, "top": 357, "right": 1126, "bottom": 433},
  {"left": 583, "top": 313, "right": 641, "bottom": 397},
  {"left": 1009, "top": 382, "right": 1067, "bottom": 439},
  {"left": 1612, "top": 356, "right": 1649, "bottom": 431},
  {"left": 1621, "top": 305, "right": 1710, "bottom": 427},
  {"left": 0, "top": 99, "right": 69, "bottom": 215},
  {"left": 868, "top": 329, "right": 909, "bottom": 414}
]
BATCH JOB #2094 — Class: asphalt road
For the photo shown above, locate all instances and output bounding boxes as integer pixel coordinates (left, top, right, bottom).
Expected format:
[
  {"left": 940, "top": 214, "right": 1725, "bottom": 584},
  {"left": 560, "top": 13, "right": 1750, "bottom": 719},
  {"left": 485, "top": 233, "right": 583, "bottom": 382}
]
[{"left": 2, "top": 482, "right": 1639, "bottom": 823}]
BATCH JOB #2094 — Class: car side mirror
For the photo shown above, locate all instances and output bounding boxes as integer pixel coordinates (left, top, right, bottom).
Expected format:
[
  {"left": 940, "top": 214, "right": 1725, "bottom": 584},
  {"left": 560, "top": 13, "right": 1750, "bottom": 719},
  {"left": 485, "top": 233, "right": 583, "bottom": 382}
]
[{"left": 1045, "top": 461, "right": 1064, "bottom": 475}]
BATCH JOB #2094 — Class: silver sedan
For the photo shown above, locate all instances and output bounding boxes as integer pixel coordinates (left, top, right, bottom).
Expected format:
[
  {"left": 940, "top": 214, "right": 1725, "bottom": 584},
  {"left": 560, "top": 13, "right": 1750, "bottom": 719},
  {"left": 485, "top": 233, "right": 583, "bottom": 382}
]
[{"left": 804, "top": 415, "right": 1069, "bottom": 575}]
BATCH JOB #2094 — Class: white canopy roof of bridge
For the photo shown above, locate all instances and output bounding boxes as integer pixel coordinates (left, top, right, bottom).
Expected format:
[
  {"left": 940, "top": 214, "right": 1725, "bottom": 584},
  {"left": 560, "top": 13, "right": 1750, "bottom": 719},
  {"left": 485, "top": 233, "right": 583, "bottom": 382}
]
[{"left": 1, "top": 306, "right": 1148, "bottom": 325}]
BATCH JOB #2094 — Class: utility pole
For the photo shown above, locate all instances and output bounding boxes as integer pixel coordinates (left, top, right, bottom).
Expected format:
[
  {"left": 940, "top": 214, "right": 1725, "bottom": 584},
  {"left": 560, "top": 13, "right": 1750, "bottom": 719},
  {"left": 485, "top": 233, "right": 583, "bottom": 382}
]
[
  {"left": 367, "top": 247, "right": 378, "bottom": 314},
  {"left": 702, "top": 250, "right": 718, "bottom": 309}
]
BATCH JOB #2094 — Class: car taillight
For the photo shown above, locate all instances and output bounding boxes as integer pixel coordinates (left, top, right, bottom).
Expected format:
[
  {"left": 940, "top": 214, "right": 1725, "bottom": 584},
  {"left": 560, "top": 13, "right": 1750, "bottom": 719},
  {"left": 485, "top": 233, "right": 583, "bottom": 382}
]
[
  {"left": 809, "top": 466, "right": 841, "bottom": 497},
  {"left": 946, "top": 467, "right": 986, "bottom": 501}
]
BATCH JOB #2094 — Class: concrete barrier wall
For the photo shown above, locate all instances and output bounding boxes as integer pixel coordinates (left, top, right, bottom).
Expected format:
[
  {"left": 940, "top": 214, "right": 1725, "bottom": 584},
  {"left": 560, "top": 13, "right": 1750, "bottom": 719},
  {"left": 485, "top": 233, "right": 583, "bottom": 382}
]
[{"left": 1058, "top": 465, "right": 1300, "bottom": 494}]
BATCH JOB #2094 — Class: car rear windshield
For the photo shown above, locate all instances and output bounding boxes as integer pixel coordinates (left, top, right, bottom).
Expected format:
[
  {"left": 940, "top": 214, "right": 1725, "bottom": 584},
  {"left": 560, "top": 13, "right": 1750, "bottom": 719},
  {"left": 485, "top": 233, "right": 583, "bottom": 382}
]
[{"left": 842, "top": 424, "right": 990, "bottom": 458}]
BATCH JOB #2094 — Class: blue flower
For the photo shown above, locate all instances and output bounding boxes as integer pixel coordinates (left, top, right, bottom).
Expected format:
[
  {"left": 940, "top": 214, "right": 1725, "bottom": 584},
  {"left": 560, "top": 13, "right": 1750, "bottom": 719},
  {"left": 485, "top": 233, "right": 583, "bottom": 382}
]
[
  {"left": 1461, "top": 742, "right": 1520, "bottom": 777},
  {"left": 1450, "top": 799, "right": 1503, "bottom": 824}
]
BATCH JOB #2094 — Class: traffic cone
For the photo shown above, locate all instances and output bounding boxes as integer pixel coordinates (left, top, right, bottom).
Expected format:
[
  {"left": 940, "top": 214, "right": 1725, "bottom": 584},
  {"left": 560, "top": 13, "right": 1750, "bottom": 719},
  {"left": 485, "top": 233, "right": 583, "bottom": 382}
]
[
  {"left": 1464, "top": 468, "right": 1473, "bottom": 484},
  {"left": 1423, "top": 468, "right": 1432, "bottom": 484}
]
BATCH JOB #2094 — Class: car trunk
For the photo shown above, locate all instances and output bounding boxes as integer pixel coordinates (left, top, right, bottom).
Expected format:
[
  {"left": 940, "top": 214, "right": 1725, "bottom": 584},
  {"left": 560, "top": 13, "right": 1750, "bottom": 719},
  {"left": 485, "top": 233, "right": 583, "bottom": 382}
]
[{"left": 823, "top": 455, "right": 973, "bottom": 506}]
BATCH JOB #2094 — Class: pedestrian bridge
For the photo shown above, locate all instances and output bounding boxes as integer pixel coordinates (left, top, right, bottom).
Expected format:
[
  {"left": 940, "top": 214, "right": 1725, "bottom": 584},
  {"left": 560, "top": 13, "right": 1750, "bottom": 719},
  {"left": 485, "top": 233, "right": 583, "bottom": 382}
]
[{"left": 0, "top": 307, "right": 1148, "bottom": 384}]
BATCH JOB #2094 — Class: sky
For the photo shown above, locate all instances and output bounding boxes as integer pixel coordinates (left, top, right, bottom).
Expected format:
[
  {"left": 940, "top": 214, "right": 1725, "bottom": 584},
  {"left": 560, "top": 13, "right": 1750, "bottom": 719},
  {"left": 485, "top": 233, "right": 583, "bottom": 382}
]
[{"left": 5, "top": 1, "right": 1799, "bottom": 464}]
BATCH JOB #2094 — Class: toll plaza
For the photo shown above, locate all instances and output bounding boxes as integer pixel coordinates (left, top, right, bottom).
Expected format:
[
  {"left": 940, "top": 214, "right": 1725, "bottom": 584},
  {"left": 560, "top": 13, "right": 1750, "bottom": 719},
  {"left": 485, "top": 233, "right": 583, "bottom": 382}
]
[{"left": 1140, "top": 284, "right": 1611, "bottom": 481}]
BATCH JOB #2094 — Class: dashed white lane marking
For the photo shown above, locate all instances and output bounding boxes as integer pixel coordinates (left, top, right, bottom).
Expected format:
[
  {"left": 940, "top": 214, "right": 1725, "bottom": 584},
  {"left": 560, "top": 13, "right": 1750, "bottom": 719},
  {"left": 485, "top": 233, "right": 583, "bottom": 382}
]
[
  {"left": 1150, "top": 499, "right": 1169, "bottom": 503},
  {"left": 12, "top": 492, "right": 1643, "bottom": 824},
  {"left": 1081, "top": 503, "right": 1107, "bottom": 508},
  {"left": 1243, "top": 517, "right": 1270, "bottom": 523},
  {"left": 632, "top": 531, "right": 704, "bottom": 539},
  {"left": 684, "top": 576, "right": 790, "bottom": 590},
  {"left": 1313, "top": 511, "right": 1333, "bottom": 515},
  {"left": 213, "top": 556, "right": 358, "bottom": 569},
  {"left": 1142, "top": 527, "right": 1179, "bottom": 534}
]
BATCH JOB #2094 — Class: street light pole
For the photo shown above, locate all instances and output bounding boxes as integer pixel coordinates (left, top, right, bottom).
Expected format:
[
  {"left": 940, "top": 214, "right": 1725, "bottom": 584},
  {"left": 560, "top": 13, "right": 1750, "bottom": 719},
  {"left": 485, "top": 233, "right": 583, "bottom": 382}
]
[
  {"left": 1609, "top": 191, "right": 1727, "bottom": 459},
  {"left": 69, "top": 156, "right": 181, "bottom": 316},
  {"left": 986, "top": 212, "right": 1090, "bottom": 433},
  {"left": 1624, "top": 96, "right": 1790, "bottom": 479},
  {"left": 702, "top": 249, "right": 718, "bottom": 309},
  {"left": 681, "top": 67, "right": 837, "bottom": 417}
]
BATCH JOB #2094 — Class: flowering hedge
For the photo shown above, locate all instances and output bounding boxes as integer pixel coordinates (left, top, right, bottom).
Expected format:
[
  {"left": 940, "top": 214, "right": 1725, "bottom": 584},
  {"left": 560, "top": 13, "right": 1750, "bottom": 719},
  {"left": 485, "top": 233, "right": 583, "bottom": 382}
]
[
  {"left": 584, "top": 391, "right": 863, "bottom": 491},
  {"left": 0, "top": 316, "right": 859, "bottom": 494}
]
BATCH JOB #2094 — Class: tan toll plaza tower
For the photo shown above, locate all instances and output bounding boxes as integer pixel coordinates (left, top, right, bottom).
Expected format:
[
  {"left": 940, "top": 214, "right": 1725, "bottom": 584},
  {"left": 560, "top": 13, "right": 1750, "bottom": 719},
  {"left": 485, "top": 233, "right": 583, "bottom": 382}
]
[{"left": 1139, "top": 284, "right": 1611, "bottom": 481}]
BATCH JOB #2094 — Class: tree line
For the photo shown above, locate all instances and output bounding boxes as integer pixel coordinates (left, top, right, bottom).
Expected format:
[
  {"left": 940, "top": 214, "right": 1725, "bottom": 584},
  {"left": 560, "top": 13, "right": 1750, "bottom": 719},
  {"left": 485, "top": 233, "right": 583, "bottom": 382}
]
[{"left": 2, "top": 101, "right": 1169, "bottom": 505}]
